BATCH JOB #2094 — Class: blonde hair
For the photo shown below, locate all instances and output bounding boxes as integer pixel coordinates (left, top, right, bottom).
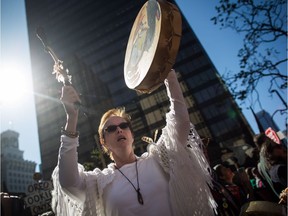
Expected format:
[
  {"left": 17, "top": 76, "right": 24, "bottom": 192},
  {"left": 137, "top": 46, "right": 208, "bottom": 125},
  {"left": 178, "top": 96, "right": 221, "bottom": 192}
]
[{"left": 98, "top": 107, "right": 131, "bottom": 159}]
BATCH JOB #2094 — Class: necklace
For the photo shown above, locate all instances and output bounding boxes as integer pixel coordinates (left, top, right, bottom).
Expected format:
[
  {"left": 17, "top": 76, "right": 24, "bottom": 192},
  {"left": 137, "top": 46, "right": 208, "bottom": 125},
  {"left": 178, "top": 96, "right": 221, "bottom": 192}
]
[{"left": 115, "top": 159, "right": 144, "bottom": 205}]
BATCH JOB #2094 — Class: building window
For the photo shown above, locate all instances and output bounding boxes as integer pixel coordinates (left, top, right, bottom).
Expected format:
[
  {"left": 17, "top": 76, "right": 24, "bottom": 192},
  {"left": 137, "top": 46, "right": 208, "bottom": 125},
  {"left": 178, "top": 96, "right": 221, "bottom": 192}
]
[
  {"left": 194, "top": 83, "right": 224, "bottom": 103},
  {"left": 145, "top": 110, "right": 163, "bottom": 125},
  {"left": 210, "top": 118, "right": 238, "bottom": 137}
]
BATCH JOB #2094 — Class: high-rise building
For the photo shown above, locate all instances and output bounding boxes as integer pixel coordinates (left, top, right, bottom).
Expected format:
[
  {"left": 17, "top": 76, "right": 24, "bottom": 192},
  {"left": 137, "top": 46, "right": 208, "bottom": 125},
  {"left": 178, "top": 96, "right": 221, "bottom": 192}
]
[
  {"left": 1, "top": 130, "right": 36, "bottom": 194},
  {"left": 25, "top": 0, "right": 254, "bottom": 180},
  {"left": 256, "top": 110, "right": 280, "bottom": 132}
]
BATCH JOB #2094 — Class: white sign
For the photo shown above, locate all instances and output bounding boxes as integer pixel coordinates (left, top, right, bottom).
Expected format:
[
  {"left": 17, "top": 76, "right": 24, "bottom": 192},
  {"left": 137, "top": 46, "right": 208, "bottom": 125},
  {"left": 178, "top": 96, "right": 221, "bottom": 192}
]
[
  {"left": 24, "top": 190, "right": 52, "bottom": 207},
  {"left": 24, "top": 181, "right": 53, "bottom": 216}
]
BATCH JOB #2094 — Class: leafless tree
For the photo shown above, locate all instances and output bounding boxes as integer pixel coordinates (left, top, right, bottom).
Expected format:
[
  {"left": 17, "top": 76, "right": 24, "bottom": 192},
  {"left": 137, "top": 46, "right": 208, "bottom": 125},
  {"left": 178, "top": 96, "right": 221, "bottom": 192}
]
[{"left": 211, "top": 0, "right": 287, "bottom": 108}]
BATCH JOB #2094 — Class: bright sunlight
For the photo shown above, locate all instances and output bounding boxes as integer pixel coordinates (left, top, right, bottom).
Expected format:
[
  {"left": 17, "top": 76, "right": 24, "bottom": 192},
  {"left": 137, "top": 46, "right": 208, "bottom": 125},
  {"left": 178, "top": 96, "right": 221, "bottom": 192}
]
[{"left": 0, "top": 63, "right": 31, "bottom": 106}]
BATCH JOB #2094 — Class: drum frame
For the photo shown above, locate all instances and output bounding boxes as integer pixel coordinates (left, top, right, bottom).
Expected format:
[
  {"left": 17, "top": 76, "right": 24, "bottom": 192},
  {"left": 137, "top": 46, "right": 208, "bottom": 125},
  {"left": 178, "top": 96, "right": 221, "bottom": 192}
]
[{"left": 124, "top": 0, "right": 182, "bottom": 93}]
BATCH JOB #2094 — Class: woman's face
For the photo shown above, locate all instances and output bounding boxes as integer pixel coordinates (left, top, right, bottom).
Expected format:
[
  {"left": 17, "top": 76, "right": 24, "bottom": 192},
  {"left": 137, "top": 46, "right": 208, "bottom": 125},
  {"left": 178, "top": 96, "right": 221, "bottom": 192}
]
[
  {"left": 102, "top": 116, "right": 134, "bottom": 155},
  {"left": 220, "top": 166, "right": 234, "bottom": 182}
]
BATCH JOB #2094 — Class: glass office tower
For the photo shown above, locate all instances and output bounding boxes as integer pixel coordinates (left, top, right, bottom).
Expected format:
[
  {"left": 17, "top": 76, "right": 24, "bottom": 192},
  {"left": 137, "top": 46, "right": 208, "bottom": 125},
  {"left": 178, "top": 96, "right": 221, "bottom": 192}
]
[{"left": 25, "top": 0, "right": 254, "bottom": 179}]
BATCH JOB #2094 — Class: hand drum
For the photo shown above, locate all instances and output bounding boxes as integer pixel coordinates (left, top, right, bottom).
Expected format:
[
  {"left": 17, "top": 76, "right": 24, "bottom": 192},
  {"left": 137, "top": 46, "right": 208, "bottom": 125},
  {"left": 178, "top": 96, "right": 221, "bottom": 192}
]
[{"left": 124, "top": 0, "right": 182, "bottom": 93}]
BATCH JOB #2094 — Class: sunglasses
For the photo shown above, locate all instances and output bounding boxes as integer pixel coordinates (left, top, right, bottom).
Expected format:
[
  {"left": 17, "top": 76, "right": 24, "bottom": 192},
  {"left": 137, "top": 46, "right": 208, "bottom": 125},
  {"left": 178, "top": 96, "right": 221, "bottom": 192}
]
[{"left": 103, "top": 122, "right": 130, "bottom": 133}]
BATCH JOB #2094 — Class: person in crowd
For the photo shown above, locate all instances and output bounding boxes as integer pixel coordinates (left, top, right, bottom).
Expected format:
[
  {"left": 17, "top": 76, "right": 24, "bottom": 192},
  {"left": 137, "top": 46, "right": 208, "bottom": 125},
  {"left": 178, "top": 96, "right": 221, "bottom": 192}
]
[
  {"left": 253, "top": 133, "right": 280, "bottom": 201},
  {"left": 245, "top": 167, "right": 257, "bottom": 189},
  {"left": 260, "top": 137, "right": 287, "bottom": 196},
  {"left": 196, "top": 138, "right": 242, "bottom": 216},
  {"left": 51, "top": 69, "right": 216, "bottom": 216},
  {"left": 213, "top": 163, "right": 253, "bottom": 214},
  {"left": 209, "top": 170, "right": 241, "bottom": 216},
  {"left": 245, "top": 166, "right": 279, "bottom": 202},
  {"left": 251, "top": 167, "right": 264, "bottom": 189},
  {"left": 243, "top": 147, "right": 260, "bottom": 168},
  {"left": 223, "top": 157, "right": 255, "bottom": 201}
]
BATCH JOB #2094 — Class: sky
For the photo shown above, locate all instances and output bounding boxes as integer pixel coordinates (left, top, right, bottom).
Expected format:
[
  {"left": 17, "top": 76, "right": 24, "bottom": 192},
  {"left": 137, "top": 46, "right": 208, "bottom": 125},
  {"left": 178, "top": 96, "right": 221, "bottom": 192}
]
[
  {"left": 1, "top": 0, "right": 287, "bottom": 170},
  {"left": 1, "top": 0, "right": 41, "bottom": 169}
]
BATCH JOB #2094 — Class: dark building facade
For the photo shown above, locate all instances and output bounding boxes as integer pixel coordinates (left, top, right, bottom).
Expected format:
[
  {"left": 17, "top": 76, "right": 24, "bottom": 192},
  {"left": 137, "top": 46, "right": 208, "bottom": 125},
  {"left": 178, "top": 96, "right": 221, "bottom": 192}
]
[
  {"left": 256, "top": 110, "right": 280, "bottom": 132},
  {"left": 25, "top": 0, "right": 255, "bottom": 180}
]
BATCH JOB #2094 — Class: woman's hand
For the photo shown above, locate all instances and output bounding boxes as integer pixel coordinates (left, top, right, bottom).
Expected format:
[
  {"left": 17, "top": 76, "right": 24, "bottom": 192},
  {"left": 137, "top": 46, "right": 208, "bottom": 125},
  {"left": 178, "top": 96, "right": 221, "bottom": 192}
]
[
  {"left": 279, "top": 187, "right": 288, "bottom": 204},
  {"left": 60, "top": 86, "right": 81, "bottom": 130}
]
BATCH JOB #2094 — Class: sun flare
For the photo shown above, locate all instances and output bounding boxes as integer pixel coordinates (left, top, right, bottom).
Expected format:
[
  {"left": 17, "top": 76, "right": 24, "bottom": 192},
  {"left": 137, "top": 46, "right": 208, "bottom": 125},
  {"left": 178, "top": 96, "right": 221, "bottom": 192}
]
[{"left": 0, "top": 63, "right": 31, "bottom": 106}]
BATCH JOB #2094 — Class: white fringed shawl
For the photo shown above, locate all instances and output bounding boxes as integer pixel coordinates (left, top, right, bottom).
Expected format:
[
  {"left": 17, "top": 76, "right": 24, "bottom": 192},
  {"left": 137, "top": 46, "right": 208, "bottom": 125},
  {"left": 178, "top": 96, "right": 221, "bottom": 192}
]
[{"left": 151, "top": 111, "right": 217, "bottom": 216}]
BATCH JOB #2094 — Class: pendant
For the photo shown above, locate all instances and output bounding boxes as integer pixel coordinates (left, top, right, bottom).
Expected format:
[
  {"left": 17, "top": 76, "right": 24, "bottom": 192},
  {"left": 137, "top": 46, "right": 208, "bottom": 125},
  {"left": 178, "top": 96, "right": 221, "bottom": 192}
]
[{"left": 137, "top": 189, "right": 144, "bottom": 205}]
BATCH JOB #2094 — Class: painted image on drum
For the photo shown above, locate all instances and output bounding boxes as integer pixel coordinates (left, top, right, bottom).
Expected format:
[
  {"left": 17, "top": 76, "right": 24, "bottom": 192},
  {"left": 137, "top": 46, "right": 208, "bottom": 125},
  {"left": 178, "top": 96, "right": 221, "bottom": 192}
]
[{"left": 124, "top": 0, "right": 161, "bottom": 89}]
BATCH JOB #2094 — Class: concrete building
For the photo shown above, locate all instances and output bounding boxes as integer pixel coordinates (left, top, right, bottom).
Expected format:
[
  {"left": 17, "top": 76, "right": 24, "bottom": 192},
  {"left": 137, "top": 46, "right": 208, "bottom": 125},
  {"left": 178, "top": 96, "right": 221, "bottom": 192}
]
[
  {"left": 1, "top": 130, "right": 36, "bottom": 194},
  {"left": 25, "top": 0, "right": 255, "bottom": 179}
]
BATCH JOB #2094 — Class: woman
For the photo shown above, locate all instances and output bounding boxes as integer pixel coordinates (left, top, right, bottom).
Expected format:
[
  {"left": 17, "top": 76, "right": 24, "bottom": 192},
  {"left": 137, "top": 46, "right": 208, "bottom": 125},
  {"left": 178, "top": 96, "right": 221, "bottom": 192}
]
[
  {"left": 213, "top": 164, "right": 252, "bottom": 210},
  {"left": 260, "top": 138, "right": 287, "bottom": 196},
  {"left": 51, "top": 70, "right": 216, "bottom": 215}
]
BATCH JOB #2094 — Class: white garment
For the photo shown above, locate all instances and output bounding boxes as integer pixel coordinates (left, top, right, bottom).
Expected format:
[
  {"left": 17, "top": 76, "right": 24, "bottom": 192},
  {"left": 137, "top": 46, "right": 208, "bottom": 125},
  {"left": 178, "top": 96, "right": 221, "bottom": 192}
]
[
  {"left": 103, "top": 155, "right": 172, "bottom": 216},
  {"left": 51, "top": 71, "right": 217, "bottom": 216}
]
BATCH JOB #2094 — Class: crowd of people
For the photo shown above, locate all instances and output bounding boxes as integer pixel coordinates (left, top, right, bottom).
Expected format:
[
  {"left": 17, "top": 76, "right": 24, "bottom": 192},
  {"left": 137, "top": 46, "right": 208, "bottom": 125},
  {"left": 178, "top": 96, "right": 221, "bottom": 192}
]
[{"left": 210, "top": 133, "right": 287, "bottom": 216}]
